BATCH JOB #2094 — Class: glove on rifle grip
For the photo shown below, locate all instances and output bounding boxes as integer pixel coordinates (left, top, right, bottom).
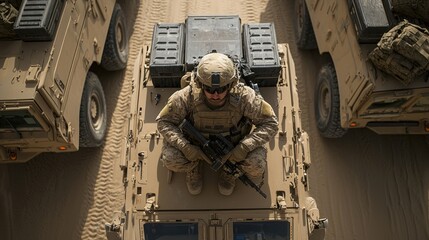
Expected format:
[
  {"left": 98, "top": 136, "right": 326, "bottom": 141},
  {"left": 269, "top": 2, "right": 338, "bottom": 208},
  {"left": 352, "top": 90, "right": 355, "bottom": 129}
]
[
  {"left": 228, "top": 143, "right": 248, "bottom": 162},
  {"left": 182, "top": 144, "right": 207, "bottom": 162}
]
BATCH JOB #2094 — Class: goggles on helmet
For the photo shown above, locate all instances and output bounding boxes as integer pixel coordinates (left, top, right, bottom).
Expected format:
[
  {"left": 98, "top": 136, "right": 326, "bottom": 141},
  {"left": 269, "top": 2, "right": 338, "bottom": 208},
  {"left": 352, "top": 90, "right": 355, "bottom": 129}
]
[{"left": 202, "top": 84, "right": 230, "bottom": 94}]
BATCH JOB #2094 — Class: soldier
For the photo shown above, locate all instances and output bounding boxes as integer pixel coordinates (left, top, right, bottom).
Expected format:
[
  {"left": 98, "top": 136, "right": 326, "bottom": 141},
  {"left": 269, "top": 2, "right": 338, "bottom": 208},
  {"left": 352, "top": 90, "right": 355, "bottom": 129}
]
[{"left": 156, "top": 52, "right": 278, "bottom": 196}]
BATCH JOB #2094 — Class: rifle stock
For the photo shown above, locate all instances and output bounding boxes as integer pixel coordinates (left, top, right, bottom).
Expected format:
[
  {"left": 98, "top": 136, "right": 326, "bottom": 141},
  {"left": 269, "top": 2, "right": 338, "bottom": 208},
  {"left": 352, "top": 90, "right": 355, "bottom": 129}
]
[{"left": 179, "top": 119, "right": 267, "bottom": 198}]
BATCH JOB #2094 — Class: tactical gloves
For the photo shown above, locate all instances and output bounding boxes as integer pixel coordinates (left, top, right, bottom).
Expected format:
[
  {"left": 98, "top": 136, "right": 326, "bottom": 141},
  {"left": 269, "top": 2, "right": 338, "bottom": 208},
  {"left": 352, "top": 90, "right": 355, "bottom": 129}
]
[
  {"left": 182, "top": 142, "right": 248, "bottom": 164},
  {"left": 227, "top": 143, "right": 248, "bottom": 163},
  {"left": 182, "top": 144, "right": 209, "bottom": 162}
]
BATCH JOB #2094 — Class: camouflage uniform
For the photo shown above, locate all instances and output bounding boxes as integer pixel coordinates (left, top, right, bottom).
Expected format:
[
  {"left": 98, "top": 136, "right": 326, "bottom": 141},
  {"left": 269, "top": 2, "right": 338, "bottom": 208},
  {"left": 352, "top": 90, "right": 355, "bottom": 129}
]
[
  {"left": 0, "top": 2, "right": 18, "bottom": 39},
  {"left": 156, "top": 81, "right": 278, "bottom": 178}
]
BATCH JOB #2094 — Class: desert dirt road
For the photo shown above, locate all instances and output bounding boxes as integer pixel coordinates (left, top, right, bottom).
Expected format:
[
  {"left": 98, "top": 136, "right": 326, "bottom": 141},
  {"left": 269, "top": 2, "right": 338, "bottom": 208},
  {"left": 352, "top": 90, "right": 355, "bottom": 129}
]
[{"left": 1, "top": 0, "right": 428, "bottom": 239}]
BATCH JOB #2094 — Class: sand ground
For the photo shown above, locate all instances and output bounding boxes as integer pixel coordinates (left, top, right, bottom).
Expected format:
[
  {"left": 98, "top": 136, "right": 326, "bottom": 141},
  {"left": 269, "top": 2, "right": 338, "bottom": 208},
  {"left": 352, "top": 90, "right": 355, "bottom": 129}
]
[{"left": 1, "top": 0, "right": 428, "bottom": 239}]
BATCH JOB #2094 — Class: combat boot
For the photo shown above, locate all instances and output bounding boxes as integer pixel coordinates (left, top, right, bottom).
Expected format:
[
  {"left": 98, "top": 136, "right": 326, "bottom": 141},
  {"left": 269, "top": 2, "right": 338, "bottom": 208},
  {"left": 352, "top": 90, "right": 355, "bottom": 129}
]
[
  {"left": 218, "top": 171, "right": 237, "bottom": 196},
  {"left": 186, "top": 164, "right": 203, "bottom": 195}
]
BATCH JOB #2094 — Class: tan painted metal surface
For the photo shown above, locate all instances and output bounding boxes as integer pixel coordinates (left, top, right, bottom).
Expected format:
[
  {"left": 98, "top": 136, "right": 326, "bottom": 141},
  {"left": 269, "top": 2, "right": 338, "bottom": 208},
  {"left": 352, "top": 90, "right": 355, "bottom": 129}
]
[
  {"left": 0, "top": 0, "right": 116, "bottom": 162},
  {"left": 117, "top": 30, "right": 325, "bottom": 238},
  {"left": 301, "top": 0, "right": 429, "bottom": 135}
]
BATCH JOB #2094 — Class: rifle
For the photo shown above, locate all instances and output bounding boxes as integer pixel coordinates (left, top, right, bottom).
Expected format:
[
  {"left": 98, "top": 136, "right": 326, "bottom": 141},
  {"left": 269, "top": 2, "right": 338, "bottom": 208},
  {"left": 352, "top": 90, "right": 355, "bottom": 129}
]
[
  {"left": 240, "top": 62, "right": 260, "bottom": 94},
  {"left": 179, "top": 119, "right": 267, "bottom": 198}
]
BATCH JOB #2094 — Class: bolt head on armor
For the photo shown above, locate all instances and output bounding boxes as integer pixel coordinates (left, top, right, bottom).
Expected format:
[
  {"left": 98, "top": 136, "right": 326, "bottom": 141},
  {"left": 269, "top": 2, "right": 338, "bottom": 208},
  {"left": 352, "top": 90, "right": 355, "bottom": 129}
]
[{"left": 196, "top": 53, "right": 237, "bottom": 88}]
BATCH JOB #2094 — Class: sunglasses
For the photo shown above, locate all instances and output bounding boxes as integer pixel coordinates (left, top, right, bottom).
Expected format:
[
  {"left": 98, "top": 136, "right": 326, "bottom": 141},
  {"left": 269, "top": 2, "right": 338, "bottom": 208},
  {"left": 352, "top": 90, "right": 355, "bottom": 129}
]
[{"left": 203, "top": 84, "right": 230, "bottom": 94}]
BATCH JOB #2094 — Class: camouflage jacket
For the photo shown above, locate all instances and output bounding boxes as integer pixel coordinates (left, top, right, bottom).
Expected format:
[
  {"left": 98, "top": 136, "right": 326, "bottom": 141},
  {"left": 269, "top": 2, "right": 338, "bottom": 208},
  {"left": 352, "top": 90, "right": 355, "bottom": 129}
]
[{"left": 156, "top": 82, "right": 279, "bottom": 152}]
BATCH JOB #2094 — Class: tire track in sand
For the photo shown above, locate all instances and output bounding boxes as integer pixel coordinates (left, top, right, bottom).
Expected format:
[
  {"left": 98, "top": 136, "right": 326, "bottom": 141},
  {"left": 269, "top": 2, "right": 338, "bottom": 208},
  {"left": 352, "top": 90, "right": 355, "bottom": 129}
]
[
  {"left": 142, "top": 0, "right": 168, "bottom": 42},
  {"left": 238, "top": 0, "right": 261, "bottom": 23},
  {"left": 79, "top": 0, "right": 149, "bottom": 239}
]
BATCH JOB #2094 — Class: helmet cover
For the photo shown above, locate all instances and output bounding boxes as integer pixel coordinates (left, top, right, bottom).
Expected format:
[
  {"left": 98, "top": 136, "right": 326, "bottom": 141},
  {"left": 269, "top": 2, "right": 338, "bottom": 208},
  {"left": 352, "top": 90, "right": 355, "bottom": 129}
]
[{"left": 196, "top": 53, "right": 237, "bottom": 87}]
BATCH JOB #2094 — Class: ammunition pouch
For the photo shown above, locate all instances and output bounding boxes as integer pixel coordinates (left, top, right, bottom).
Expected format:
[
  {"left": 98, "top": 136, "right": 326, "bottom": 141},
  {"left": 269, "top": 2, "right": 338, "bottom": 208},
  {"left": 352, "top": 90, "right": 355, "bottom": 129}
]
[
  {"left": 0, "top": 2, "right": 18, "bottom": 39},
  {"left": 369, "top": 20, "right": 429, "bottom": 85}
]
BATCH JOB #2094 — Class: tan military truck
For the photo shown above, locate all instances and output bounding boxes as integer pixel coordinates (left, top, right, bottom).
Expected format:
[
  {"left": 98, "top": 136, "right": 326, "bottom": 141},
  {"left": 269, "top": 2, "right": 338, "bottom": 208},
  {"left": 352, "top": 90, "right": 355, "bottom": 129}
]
[
  {"left": 108, "top": 16, "right": 327, "bottom": 240},
  {"left": 295, "top": 0, "right": 429, "bottom": 138},
  {"left": 0, "top": 0, "right": 129, "bottom": 162}
]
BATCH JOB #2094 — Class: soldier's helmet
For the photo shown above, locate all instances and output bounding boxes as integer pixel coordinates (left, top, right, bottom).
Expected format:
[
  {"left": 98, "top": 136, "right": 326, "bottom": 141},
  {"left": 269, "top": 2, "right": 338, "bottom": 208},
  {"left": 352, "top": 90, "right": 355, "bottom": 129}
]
[{"left": 196, "top": 53, "right": 237, "bottom": 88}]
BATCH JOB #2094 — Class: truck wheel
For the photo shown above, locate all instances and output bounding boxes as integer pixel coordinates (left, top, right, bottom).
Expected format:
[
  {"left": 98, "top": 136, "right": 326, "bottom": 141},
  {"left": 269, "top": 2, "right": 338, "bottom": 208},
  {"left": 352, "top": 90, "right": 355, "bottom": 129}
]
[
  {"left": 295, "top": 0, "right": 317, "bottom": 50},
  {"left": 101, "top": 3, "right": 129, "bottom": 71},
  {"left": 315, "top": 63, "right": 347, "bottom": 138},
  {"left": 79, "top": 72, "right": 107, "bottom": 147}
]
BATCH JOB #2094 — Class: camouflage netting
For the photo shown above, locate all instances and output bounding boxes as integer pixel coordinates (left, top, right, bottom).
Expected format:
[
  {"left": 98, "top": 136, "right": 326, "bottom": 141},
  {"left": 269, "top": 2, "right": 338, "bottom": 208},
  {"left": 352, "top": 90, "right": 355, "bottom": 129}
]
[
  {"left": 369, "top": 20, "right": 429, "bottom": 86},
  {"left": 0, "top": 2, "right": 18, "bottom": 39},
  {"left": 392, "top": 0, "right": 429, "bottom": 25}
]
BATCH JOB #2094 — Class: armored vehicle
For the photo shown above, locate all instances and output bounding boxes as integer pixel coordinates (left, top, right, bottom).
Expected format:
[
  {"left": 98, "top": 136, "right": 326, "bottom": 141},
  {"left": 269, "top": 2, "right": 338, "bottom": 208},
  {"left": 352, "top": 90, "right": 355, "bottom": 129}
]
[
  {"left": 110, "top": 16, "right": 327, "bottom": 240},
  {"left": 0, "top": 0, "right": 129, "bottom": 162},
  {"left": 295, "top": 0, "right": 429, "bottom": 138}
]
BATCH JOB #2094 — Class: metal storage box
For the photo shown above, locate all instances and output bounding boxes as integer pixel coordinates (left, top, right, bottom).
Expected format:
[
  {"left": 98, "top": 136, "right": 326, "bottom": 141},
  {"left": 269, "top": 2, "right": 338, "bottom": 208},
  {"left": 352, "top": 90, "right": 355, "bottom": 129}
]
[
  {"left": 185, "top": 16, "right": 243, "bottom": 71},
  {"left": 13, "top": 0, "right": 64, "bottom": 41},
  {"left": 150, "top": 23, "right": 185, "bottom": 88},
  {"left": 349, "top": 0, "right": 394, "bottom": 43},
  {"left": 242, "top": 23, "right": 280, "bottom": 87}
]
